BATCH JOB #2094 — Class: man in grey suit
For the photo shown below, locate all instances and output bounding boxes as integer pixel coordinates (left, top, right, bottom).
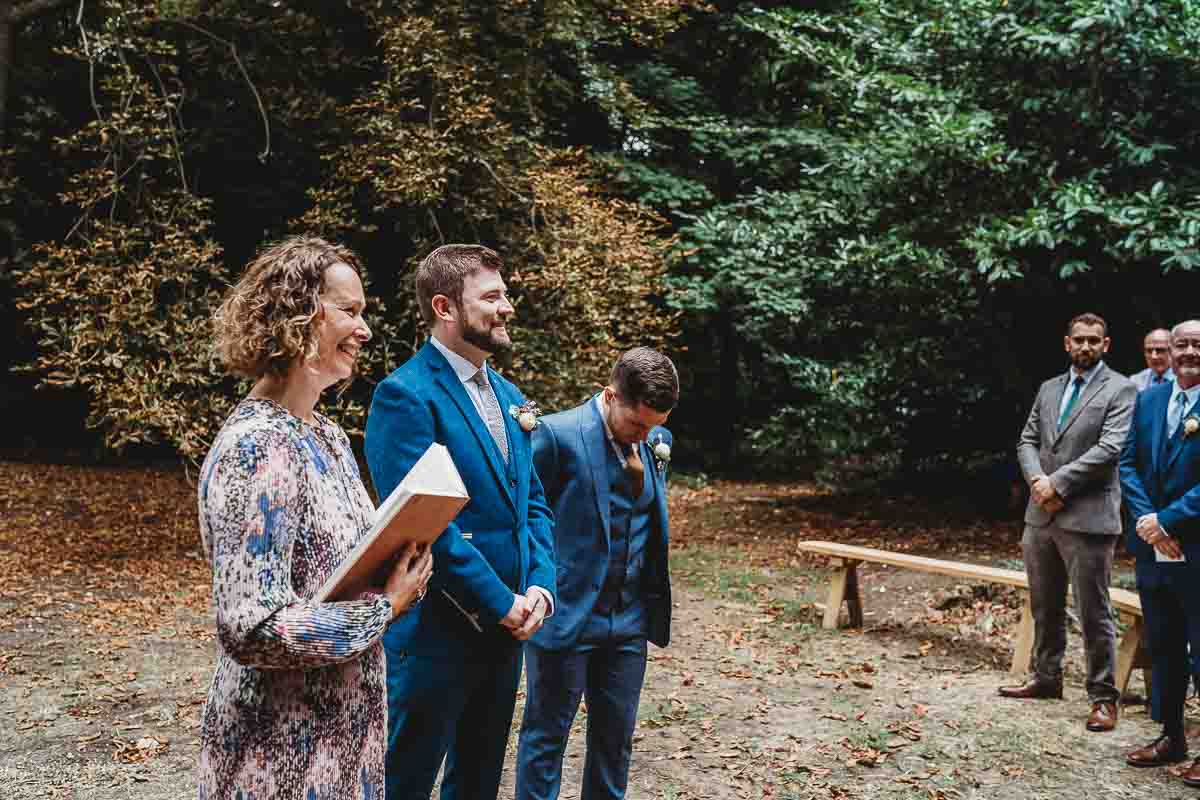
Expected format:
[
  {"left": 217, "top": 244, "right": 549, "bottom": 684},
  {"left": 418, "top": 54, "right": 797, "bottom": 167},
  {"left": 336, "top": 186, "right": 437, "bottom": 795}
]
[
  {"left": 999, "top": 312, "right": 1136, "bottom": 733},
  {"left": 1131, "top": 328, "right": 1173, "bottom": 392}
]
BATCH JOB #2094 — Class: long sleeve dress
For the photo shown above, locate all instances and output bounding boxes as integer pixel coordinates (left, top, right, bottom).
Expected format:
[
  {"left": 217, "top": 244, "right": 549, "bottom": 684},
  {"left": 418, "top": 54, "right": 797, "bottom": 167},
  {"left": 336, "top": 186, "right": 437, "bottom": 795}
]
[{"left": 196, "top": 398, "right": 394, "bottom": 800}]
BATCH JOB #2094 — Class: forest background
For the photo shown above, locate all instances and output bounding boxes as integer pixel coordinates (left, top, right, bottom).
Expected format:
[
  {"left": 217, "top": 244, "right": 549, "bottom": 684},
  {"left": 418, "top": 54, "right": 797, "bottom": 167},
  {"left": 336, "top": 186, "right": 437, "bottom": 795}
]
[{"left": 4, "top": 0, "right": 1200, "bottom": 496}]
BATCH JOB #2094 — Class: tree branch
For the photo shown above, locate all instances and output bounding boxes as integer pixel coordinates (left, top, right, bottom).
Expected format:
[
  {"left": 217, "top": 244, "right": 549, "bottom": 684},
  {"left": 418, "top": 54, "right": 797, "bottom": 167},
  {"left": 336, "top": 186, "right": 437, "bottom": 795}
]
[
  {"left": 478, "top": 156, "right": 529, "bottom": 203},
  {"left": 144, "top": 55, "right": 188, "bottom": 193},
  {"left": 167, "top": 18, "right": 271, "bottom": 162}
]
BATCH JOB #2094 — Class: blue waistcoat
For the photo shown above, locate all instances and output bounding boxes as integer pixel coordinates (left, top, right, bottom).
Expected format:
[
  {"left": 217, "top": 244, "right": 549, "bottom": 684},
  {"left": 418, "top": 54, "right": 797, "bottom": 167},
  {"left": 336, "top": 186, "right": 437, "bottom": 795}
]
[{"left": 593, "top": 445, "right": 654, "bottom": 615}]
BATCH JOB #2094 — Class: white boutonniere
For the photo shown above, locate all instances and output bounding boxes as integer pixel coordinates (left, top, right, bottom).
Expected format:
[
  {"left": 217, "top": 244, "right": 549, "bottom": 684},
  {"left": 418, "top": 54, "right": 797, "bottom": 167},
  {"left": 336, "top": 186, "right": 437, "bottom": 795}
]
[
  {"left": 1185, "top": 416, "right": 1199, "bottom": 438},
  {"left": 508, "top": 400, "right": 542, "bottom": 432},
  {"left": 651, "top": 432, "right": 671, "bottom": 473}
]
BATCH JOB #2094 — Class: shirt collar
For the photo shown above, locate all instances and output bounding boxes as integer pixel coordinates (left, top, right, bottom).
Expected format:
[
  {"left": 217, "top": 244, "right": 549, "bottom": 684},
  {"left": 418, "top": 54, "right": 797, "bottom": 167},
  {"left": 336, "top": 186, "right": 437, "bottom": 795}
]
[
  {"left": 431, "top": 335, "right": 487, "bottom": 384},
  {"left": 1169, "top": 380, "right": 1200, "bottom": 409},
  {"left": 1069, "top": 360, "right": 1103, "bottom": 385}
]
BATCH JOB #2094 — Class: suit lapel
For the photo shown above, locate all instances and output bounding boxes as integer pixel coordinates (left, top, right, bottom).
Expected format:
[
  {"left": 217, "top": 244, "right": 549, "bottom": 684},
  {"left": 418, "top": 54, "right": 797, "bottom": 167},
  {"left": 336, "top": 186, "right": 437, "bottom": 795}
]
[
  {"left": 1149, "top": 387, "right": 1170, "bottom": 479},
  {"left": 428, "top": 352, "right": 517, "bottom": 513},
  {"left": 1054, "top": 367, "right": 1108, "bottom": 442},
  {"left": 645, "top": 438, "right": 669, "bottom": 541},
  {"left": 582, "top": 401, "right": 612, "bottom": 542},
  {"left": 1046, "top": 374, "right": 1070, "bottom": 443}
]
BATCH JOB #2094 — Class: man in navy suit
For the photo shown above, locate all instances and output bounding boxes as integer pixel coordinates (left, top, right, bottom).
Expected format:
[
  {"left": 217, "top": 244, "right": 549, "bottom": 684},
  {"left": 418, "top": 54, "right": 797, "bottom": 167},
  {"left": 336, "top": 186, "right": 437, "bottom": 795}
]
[
  {"left": 1121, "top": 319, "right": 1200, "bottom": 785},
  {"left": 515, "top": 347, "right": 678, "bottom": 800},
  {"left": 366, "top": 244, "right": 556, "bottom": 800}
]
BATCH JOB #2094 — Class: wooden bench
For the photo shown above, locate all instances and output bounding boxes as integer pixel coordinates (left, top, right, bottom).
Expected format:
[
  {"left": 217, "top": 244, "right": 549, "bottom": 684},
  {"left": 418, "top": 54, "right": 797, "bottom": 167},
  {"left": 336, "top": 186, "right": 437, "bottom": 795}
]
[{"left": 796, "top": 540, "right": 1149, "bottom": 697}]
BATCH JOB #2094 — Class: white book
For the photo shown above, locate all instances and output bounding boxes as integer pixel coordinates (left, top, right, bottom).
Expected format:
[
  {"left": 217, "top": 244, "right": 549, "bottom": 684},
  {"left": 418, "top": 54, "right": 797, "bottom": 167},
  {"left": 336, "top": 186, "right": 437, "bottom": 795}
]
[{"left": 315, "top": 443, "right": 469, "bottom": 602}]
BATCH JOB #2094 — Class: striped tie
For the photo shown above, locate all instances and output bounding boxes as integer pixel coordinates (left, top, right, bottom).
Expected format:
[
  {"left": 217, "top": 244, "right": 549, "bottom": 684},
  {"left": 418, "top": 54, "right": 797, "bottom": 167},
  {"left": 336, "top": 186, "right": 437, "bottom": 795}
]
[{"left": 471, "top": 368, "right": 509, "bottom": 463}]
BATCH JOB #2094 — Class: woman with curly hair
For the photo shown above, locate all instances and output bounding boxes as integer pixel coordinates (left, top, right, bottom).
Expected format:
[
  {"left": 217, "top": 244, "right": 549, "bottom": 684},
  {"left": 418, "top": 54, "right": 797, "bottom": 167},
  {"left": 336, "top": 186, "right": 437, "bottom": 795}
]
[{"left": 196, "top": 235, "right": 432, "bottom": 800}]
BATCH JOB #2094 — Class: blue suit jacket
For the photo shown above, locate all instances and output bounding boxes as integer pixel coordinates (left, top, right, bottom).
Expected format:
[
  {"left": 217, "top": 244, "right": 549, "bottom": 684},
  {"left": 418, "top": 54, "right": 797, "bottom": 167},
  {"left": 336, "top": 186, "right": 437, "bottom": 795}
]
[
  {"left": 365, "top": 341, "right": 556, "bottom": 656},
  {"left": 1119, "top": 381, "right": 1200, "bottom": 581},
  {"left": 529, "top": 399, "right": 672, "bottom": 650}
]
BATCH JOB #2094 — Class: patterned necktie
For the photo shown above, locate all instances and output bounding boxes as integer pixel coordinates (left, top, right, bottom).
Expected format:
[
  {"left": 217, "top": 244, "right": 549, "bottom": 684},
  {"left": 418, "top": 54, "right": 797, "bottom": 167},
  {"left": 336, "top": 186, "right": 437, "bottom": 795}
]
[
  {"left": 471, "top": 368, "right": 509, "bottom": 463},
  {"left": 1058, "top": 375, "right": 1085, "bottom": 430},
  {"left": 623, "top": 442, "right": 645, "bottom": 499},
  {"left": 1169, "top": 392, "right": 1189, "bottom": 439}
]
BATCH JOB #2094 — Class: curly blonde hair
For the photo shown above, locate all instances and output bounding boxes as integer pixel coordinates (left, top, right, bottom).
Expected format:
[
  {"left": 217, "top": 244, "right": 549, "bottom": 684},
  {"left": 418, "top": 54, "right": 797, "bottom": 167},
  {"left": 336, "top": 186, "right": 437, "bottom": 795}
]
[{"left": 213, "top": 236, "right": 364, "bottom": 379}]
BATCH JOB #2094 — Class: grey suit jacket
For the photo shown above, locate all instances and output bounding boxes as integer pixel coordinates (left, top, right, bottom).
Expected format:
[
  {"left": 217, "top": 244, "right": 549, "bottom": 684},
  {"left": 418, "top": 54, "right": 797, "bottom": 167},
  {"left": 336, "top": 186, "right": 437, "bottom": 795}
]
[{"left": 1016, "top": 363, "right": 1136, "bottom": 534}]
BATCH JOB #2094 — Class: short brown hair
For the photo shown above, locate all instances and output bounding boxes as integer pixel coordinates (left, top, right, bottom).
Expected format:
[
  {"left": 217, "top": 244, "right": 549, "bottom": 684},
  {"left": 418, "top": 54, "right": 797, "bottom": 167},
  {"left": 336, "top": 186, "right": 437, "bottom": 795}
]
[
  {"left": 213, "top": 235, "right": 363, "bottom": 379},
  {"left": 414, "top": 244, "right": 503, "bottom": 327},
  {"left": 1067, "top": 312, "right": 1107, "bottom": 337},
  {"left": 610, "top": 347, "right": 679, "bottom": 413}
]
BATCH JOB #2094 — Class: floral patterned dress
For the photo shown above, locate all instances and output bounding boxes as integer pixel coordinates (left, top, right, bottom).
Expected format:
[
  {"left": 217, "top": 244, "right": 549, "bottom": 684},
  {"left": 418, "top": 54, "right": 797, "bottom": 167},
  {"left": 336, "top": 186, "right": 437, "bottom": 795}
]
[{"left": 196, "top": 398, "right": 394, "bottom": 800}]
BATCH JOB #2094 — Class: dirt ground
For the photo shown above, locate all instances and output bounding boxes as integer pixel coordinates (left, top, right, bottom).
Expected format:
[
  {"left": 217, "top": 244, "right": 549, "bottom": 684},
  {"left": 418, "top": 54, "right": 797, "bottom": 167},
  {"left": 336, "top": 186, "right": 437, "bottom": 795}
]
[{"left": 1, "top": 461, "right": 1195, "bottom": 799}]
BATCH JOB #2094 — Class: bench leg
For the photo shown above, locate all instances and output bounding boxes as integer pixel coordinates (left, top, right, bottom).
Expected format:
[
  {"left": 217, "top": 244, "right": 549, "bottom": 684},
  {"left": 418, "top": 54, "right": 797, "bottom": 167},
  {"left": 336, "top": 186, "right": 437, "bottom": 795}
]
[
  {"left": 1010, "top": 592, "right": 1035, "bottom": 676},
  {"left": 823, "top": 559, "right": 862, "bottom": 630},
  {"left": 846, "top": 561, "right": 863, "bottom": 628},
  {"left": 1115, "top": 614, "right": 1145, "bottom": 699}
]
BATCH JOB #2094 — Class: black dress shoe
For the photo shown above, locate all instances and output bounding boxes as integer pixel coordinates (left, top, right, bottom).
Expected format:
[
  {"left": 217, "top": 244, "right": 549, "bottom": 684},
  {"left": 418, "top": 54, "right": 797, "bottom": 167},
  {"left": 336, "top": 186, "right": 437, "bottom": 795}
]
[
  {"left": 997, "top": 679, "right": 1063, "bottom": 699},
  {"left": 1127, "top": 734, "right": 1188, "bottom": 767}
]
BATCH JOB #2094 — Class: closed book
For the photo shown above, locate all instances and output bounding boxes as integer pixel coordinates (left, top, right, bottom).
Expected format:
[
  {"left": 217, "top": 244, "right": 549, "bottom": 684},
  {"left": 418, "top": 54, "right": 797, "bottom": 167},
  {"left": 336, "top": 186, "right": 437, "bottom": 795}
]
[{"left": 316, "top": 442, "right": 469, "bottom": 602}]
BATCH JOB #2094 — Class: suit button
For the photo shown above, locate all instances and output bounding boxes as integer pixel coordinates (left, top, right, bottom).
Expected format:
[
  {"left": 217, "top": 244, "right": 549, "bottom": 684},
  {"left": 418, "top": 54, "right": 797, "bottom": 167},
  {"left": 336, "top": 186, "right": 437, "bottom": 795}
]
[{"left": 510, "top": 478, "right": 517, "bottom": 487}]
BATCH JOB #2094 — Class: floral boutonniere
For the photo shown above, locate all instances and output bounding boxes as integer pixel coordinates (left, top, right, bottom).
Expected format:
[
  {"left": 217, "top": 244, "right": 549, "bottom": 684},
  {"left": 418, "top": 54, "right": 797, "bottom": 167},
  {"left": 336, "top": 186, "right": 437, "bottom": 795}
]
[
  {"left": 1184, "top": 416, "right": 1200, "bottom": 438},
  {"left": 651, "top": 432, "right": 671, "bottom": 473},
  {"left": 509, "top": 401, "right": 542, "bottom": 432}
]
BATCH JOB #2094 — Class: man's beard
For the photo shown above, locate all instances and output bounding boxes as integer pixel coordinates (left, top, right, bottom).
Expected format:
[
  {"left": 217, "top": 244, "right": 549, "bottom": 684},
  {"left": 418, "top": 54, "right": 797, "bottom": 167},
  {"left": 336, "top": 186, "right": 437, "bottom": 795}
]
[
  {"left": 462, "top": 321, "right": 511, "bottom": 355},
  {"left": 1175, "top": 359, "right": 1200, "bottom": 378},
  {"left": 1071, "top": 352, "right": 1099, "bottom": 371}
]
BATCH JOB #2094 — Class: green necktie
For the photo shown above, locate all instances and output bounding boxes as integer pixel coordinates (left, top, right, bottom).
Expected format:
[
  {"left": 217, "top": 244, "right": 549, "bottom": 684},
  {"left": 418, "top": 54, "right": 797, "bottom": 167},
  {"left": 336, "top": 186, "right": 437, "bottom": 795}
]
[{"left": 1058, "top": 376, "right": 1084, "bottom": 430}]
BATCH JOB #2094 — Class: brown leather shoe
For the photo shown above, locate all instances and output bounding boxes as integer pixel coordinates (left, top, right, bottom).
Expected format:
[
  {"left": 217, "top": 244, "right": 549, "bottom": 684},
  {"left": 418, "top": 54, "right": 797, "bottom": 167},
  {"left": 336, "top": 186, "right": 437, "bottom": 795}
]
[
  {"left": 997, "top": 679, "right": 1063, "bottom": 699},
  {"left": 1127, "top": 734, "right": 1188, "bottom": 767},
  {"left": 1182, "top": 757, "right": 1200, "bottom": 787},
  {"left": 1086, "top": 701, "right": 1118, "bottom": 731}
]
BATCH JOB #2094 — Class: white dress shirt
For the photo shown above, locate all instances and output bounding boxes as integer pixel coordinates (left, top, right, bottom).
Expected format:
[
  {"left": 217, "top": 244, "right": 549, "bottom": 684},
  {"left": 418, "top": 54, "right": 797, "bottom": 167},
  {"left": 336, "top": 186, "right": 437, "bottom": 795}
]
[
  {"left": 595, "top": 394, "right": 633, "bottom": 466},
  {"left": 431, "top": 335, "right": 495, "bottom": 421}
]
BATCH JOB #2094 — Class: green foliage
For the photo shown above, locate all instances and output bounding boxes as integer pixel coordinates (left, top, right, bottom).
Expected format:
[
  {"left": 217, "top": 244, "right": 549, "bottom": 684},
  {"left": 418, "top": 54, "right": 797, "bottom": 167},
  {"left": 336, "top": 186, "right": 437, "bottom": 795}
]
[
  {"left": 6, "top": 0, "right": 693, "bottom": 458},
  {"left": 13, "top": 1, "right": 231, "bottom": 459},
  {"left": 599, "top": 0, "right": 1200, "bottom": 473},
  {"left": 7, "top": 0, "right": 1200, "bottom": 479}
]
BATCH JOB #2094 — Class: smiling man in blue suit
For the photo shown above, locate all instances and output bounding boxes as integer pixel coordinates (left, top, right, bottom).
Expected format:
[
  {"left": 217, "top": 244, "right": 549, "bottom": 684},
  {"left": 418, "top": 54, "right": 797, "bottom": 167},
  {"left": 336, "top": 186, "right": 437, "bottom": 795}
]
[
  {"left": 366, "top": 244, "right": 556, "bottom": 800},
  {"left": 515, "top": 347, "right": 678, "bottom": 800},
  {"left": 1121, "top": 319, "right": 1200, "bottom": 786}
]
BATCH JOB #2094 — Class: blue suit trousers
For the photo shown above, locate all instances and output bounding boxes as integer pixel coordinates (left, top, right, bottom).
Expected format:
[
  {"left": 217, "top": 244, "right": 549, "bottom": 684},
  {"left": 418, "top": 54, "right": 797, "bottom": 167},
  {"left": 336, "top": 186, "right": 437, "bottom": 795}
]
[
  {"left": 516, "top": 607, "right": 648, "bottom": 800},
  {"left": 385, "top": 641, "right": 523, "bottom": 800},
  {"left": 1138, "top": 566, "right": 1200, "bottom": 736}
]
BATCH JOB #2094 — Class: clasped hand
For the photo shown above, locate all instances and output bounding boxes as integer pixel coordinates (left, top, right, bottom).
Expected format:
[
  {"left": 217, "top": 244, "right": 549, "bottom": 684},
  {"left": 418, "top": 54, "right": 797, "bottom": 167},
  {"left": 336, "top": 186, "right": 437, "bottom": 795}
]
[
  {"left": 1030, "top": 475, "right": 1064, "bottom": 514},
  {"left": 1137, "top": 512, "right": 1183, "bottom": 560},
  {"left": 500, "top": 590, "right": 547, "bottom": 641}
]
